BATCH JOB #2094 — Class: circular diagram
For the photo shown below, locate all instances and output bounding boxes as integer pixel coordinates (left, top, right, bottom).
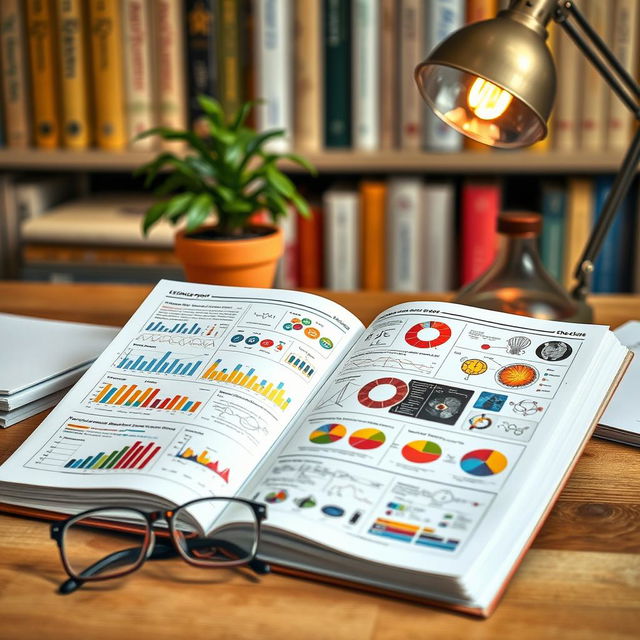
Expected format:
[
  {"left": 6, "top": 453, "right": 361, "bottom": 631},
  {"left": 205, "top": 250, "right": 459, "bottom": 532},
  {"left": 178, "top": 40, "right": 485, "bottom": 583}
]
[
  {"left": 404, "top": 321, "right": 452, "bottom": 349},
  {"left": 536, "top": 341, "right": 572, "bottom": 361},
  {"left": 321, "top": 505, "right": 344, "bottom": 517},
  {"left": 348, "top": 428, "right": 386, "bottom": 450},
  {"left": 461, "top": 358, "right": 488, "bottom": 377},
  {"left": 358, "top": 377, "right": 408, "bottom": 409},
  {"left": 402, "top": 440, "right": 442, "bottom": 463},
  {"left": 460, "top": 449, "right": 508, "bottom": 476},
  {"left": 265, "top": 490, "right": 288, "bottom": 503},
  {"left": 468, "top": 414, "right": 492, "bottom": 430},
  {"left": 496, "top": 363, "right": 539, "bottom": 388},
  {"left": 309, "top": 423, "right": 347, "bottom": 444}
]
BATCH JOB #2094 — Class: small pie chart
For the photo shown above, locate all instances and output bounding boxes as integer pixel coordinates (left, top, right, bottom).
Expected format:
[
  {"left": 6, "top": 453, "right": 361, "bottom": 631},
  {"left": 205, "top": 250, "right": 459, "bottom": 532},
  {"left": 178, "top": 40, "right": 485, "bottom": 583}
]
[
  {"left": 402, "top": 440, "right": 442, "bottom": 464},
  {"left": 405, "top": 321, "right": 452, "bottom": 349},
  {"left": 265, "top": 489, "right": 288, "bottom": 503},
  {"left": 309, "top": 423, "right": 347, "bottom": 444},
  {"left": 460, "top": 449, "right": 508, "bottom": 476},
  {"left": 349, "top": 428, "right": 386, "bottom": 450}
]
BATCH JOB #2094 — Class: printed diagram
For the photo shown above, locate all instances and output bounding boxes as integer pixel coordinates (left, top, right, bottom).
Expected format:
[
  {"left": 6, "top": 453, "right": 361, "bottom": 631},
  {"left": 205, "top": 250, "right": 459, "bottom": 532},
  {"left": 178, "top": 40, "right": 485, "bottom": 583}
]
[
  {"left": 462, "top": 410, "right": 537, "bottom": 441},
  {"left": 473, "top": 392, "right": 508, "bottom": 412},
  {"left": 348, "top": 428, "right": 386, "bottom": 450},
  {"left": 505, "top": 336, "right": 531, "bottom": 355},
  {"left": 175, "top": 442, "right": 231, "bottom": 483},
  {"left": 343, "top": 353, "right": 435, "bottom": 376},
  {"left": 309, "top": 423, "right": 347, "bottom": 444},
  {"left": 358, "top": 377, "right": 409, "bottom": 409},
  {"left": 404, "top": 321, "right": 452, "bottom": 349},
  {"left": 314, "top": 376, "right": 360, "bottom": 410},
  {"left": 136, "top": 333, "right": 217, "bottom": 349},
  {"left": 207, "top": 397, "right": 269, "bottom": 439},
  {"left": 467, "top": 414, "right": 493, "bottom": 430},
  {"left": 495, "top": 363, "right": 539, "bottom": 389},
  {"left": 460, "top": 358, "right": 488, "bottom": 379},
  {"left": 114, "top": 348, "right": 210, "bottom": 378},
  {"left": 281, "top": 315, "right": 334, "bottom": 350},
  {"left": 460, "top": 449, "right": 508, "bottom": 477},
  {"left": 509, "top": 399, "right": 544, "bottom": 416},
  {"left": 363, "top": 320, "right": 404, "bottom": 347},
  {"left": 401, "top": 440, "right": 442, "bottom": 464},
  {"left": 536, "top": 341, "right": 573, "bottom": 361}
]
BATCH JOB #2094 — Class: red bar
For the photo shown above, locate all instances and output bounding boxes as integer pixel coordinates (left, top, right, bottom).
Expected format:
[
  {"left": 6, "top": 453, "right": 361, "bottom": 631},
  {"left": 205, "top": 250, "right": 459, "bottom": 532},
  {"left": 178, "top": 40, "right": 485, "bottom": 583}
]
[
  {"left": 128, "top": 442, "right": 154, "bottom": 469},
  {"left": 138, "top": 445, "right": 161, "bottom": 469},
  {"left": 166, "top": 395, "right": 181, "bottom": 410},
  {"left": 150, "top": 399, "right": 161, "bottom": 408},
  {"left": 157, "top": 398, "right": 170, "bottom": 409},
  {"left": 141, "top": 388, "right": 160, "bottom": 408},
  {"left": 114, "top": 442, "right": 142, "bottom": 469},
  {"left": 189, "top": 401, "right": 202, "bottom": 413}
]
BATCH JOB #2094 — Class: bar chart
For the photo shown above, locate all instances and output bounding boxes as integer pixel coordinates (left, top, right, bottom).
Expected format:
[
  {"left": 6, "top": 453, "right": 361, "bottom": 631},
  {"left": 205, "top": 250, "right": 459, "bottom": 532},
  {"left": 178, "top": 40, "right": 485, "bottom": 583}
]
[
  {"left": 144, "top": 320, "right": 211, "bottom": 335},
  {"left": 285, "top": 352, "right": 316, "bottom": 379},
  {"left": 115, "top": 349, "right": 206, "bottom": 377},
  {"left": 201, "top": 359, "right": 292, "bottom": 410},
  {"left": 175, "top": 444, "right": 230, "bottom": 483},
  {"left": 92, "top": 382, "right": 204, "bottom": 413},
  {"left": 64, "top": 439, "right": 162, "bottom": 470}
]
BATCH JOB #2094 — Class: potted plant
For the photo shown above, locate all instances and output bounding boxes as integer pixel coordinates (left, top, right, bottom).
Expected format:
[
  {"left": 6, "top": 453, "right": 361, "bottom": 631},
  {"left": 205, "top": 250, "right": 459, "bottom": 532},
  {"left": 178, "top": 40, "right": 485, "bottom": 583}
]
[{"left": 135, "top": 96, "right": 315, "bottom": 287}]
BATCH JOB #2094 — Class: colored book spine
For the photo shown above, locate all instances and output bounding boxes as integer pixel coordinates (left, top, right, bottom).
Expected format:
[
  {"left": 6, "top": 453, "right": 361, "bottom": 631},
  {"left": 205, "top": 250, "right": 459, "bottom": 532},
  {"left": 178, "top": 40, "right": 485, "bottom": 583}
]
[
  {"left": 379, "top": 0, "right": 397, "bottom": 150},
  {"left": 540, "top": 182, "right": 566, "bottom": 283},
  {"left": 352, "top": 0, "right": 379, "bottom": 150},
  {"left": 324, "top": 188, "right": 359, "bottom": 290},
  {"left": 562, "top": 178, "right": 593, "bottom": 289},
  {"left": 185, "top": 0, "right": 218, "bottom": 133},
  {"left": 254, "top": 0, "right": 292, "bottom": 151},
  {"left": 554, "top": 20, "right": 579, "bottom": 152},
  {"left": 460, "top": 181, "right": 500, "bottom": 285},
  {"left": 360, "top": 180, "right": 386, "bottom": 291},
  {"left": 155, "top": 0, "right": 187, "bottom": 148},
  {"left": 387, "top": 177, "right": 422, "bottom": 291},
  {"left": 123, "top": 0, "right": 154, "bottom": 149},
  {"left": 298, "top": 204, "right": 324, "bottom": 288},
  {"left": 422, "top": 182, "right": 456, "bottom": 291},
  {"left": 323, "top": 0, "right": 351, "bottom": 148},
  {"left": 275, "top": 208, "right": 299, "bottom": 289},
  {"left": 219, "top": 0, "right": 242, "bottom": 118},
  {"left": 399, "top": 0, "right": 423, "bottom": 150},
  {"left": 0, "top": 0, "right": 32, "bottom": 148},
  {"left": 26, "top": 0, "right": 60, "bottom": 148},
  {"left": 55, "top": 0, "right": 91, "bottom": 149},
  {"left": 422, "top": 0, "right": 464, "bottom": 152},
  {"left": 88, "top": 0, "right": 127, "bottom": 150}
]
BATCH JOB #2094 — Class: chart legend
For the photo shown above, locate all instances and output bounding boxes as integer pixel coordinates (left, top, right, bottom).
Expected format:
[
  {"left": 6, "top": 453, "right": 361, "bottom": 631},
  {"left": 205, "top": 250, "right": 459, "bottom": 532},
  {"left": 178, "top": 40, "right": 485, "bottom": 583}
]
[{"left": 92, "top": 382, "right": 203, "bottom": 413}]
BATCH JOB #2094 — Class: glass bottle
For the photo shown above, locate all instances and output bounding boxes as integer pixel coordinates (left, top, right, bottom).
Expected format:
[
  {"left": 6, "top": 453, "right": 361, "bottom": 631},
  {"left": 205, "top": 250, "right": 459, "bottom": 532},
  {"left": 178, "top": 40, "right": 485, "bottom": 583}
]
[{"left": 454, "top": 211, "right": 585, "bottom": 321}]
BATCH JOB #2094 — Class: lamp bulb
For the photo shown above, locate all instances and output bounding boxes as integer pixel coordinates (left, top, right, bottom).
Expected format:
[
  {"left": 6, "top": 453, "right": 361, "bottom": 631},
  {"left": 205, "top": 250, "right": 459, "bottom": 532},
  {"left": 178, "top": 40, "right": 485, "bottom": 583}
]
[{"left": 468, "top": 77, "right": 513, "bottom": 120}]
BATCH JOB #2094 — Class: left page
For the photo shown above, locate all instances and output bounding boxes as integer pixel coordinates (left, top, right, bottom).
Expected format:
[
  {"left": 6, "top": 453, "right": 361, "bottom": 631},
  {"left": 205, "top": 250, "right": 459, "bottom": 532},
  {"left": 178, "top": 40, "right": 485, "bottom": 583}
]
[{"left": 0, "top": 281, "right": 363, "bottom": 512}]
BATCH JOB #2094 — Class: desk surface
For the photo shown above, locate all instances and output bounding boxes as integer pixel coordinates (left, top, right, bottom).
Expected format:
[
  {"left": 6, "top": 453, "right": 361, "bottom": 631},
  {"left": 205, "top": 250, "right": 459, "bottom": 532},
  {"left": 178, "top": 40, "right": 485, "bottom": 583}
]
[{"left": 0, "top": 283, "right": 639, "bottom": 639}]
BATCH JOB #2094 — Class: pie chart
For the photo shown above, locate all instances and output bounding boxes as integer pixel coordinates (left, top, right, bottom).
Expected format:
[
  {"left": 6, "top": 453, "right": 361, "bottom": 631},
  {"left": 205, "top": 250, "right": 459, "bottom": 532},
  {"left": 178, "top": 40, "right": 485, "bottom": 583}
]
[
  {"left": 460, "top": 449, "right": 508, "bottom": 476},
  {"left": 265, "top": 489, "right": 288, "bottom": 503},
  {"left": 349, "top": 428, "right": 386, "bottom": 450},
  {"left": 309, "top": 423, "right": 347, "bottom": 444},
  {"left": 358, "top": 377, "right": 408, "bottom": 409},
  {"left": 405, "top": 321, "right": 452, "bottom": 349},
  {"left": 402, "top": 440, "right": 442, "bottom": 463}
]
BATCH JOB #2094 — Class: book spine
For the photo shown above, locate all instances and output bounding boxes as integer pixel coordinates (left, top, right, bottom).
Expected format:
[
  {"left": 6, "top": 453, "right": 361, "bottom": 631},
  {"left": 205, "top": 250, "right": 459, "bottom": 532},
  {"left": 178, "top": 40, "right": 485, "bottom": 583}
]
[
  {"left": 298, "top": 205, "right": 324, "bottom": 288},
  {"left": 155, "top": 0, "right": 187, "bottom": 148},
  {"left": 554, "top": 22, "right": 579, "bottom": 152},
  {"left": 219, "top": 0, "right": 242, "bottom": 119},
  {"left": 293, "top": 0, "right": 322, "bottom": 152},
  {"left": 241, "top": 0, "right": 256, "bottom": 128},
  {"left": 360, "top": 180, "right": 386, "bottom": 290},
  {"left": 607, "top": 0, "right": 638, "bottom": 152},
  {"left": 184, "top": 0, "right": 219, "bottom": 133},
  {"left": 254, "top": 0, "right": 292, "bottom": 151},
  {"left": 0, "top": 0, "right": 32, "bottom": 148},
  {"left": 540, "top": 182, "right": 566, "bottom": 283},
  {"left": 323, "top": 0, "right": 351, "bottom": 148},
  {"left": 421, "top": 182, "right": 456, "bottom": 291},
  {"left": 88, "top": 0, "right": 127, "bottom": 150},
  {"left": 422, "top": 0, "right": 464, "bottom": 152},
  {"left": 399, "top": 0, "right": 423, "bottom": 150},
  {"left": 274, "top": 209, "right": 299, "bottom": 289},
  {"left": 323, "top": 189, "right": 359, "bottom": 290},
  {"left": 460, "top": 181, "right": 500, "bottom": 285},
  {"left": 379, "top": 0, "right": 397, "bottom": 150},
  {"left": 387, "top": 177, "right": 422, "bottom": 291},
  {"left": 562, "top": 178, "right": 593, "bottom": 289},
  {"left": 55, "top": 0, "right": 91, "bottom": 149},
  {"left": 352, "top": 0, "right": 379, "bottom": 150},
  {"left": 26, "top": 0, "right": 61, "bottom": 149},
  {"left": 123, "top": 0, "right": 154, "bottom": 149}
]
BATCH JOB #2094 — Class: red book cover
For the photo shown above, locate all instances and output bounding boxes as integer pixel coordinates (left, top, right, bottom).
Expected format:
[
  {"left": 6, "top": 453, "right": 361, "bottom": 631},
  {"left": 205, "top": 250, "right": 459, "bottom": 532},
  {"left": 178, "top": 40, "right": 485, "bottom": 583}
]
[
  {"left": 298, "top": 204, "right": 323, "bottom": 288},
  {"left": 460, "top": 181, "right": 501, "bottom": 285}
]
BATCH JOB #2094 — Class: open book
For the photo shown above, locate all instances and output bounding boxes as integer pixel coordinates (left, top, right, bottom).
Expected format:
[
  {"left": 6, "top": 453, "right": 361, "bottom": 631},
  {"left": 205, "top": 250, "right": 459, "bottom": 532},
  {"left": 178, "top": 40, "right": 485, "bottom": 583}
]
[{"left": 0, "top": 281, "right": 630, "bottom": 616}]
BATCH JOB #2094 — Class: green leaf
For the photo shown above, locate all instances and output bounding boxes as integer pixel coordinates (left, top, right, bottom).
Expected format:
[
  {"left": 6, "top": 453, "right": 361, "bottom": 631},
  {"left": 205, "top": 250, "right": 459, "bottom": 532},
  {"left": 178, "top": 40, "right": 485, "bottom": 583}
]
[
  {"left": 265, "top": 164, "right": 295, "bottom": 198},
  {"left": 215, "top": 184, "right": 236, "bottom": 203},
  {"left": 153, "top": 172, "right": 189, "bottom": 197},
  {"left": 281, "top": 153, "right": 317, "bottom": 176},
  {"left": 165, "top": 193, "right": 194, "bottom": 220},
  {"left": 224, "top": 199, "right": 255, "bottom": 214},
  {"left": 142, "top": 201, "right": 169, "bottom": 235},
  {"left": 230, "top": 101, "right": 259, "bottom": 130},
  {"left": 197, "top": 96, "right": 225, "bottom": 127},
  {"left": 289, "top": 190, "right": 311, "bottom": 218},
  {"left": 185, "top": 193, "right": 214, "bottom": 232},
  {"left": 243, "top": 129, "right": 286, "bottom": 160}
]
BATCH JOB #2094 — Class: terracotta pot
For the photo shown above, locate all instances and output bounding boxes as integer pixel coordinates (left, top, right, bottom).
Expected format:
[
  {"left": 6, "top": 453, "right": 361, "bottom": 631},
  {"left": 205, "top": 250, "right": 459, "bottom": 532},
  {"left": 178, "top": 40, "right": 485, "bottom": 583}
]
[{"left": 174, "top": 224, "right": 284, "bottom": 287}]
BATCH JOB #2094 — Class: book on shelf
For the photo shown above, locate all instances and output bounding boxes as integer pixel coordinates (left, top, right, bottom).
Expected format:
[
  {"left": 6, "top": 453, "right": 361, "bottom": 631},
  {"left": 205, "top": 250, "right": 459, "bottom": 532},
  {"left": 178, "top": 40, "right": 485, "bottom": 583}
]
[
  {"left": 562, "top": 178, "right": 592, "bottom": 290},
  {"left": 539, "top": 181, "right": 567, "bottom": 284},
  {"left": 218, "top": 0, "right": 243, "bottom": 118},
  {"left": 274, "top": 209, "right": 299, "bottom": 289},
  {"left": 360, "top": 180, "right": 386, "bottom": 291},
  {"left": 0, "top": 280, "right": 631, "bottom": 615},
  {"left": 379, "top": 0, "right": 397, "bottom": 150},
  {"left": 297, "top": 203, "right": 324, "bottom": 289}
]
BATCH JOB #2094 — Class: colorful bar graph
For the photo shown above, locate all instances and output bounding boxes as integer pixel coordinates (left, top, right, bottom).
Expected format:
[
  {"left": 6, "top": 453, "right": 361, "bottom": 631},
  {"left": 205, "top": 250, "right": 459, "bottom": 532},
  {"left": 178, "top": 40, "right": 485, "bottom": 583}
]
[
  {"left": 286, "top": 354, "right": 315, "bottom": 378},
  {"left": 201, "top": 359, "right": 292, "bottom": 410},
  {"left": 93, "top": 383, "right": 202, "bottom": 413},
  {"left": 64, "top": 440, "right": 162, "bottom": 471},
  {"left": 116, "top": 350, "right": 203, "bottom": 377},
  {"left": 176, "top": 445, "right": 230, "bottom": 483},
  {"left": 145, "top": 320, "right": 202, "bottom": 334}
]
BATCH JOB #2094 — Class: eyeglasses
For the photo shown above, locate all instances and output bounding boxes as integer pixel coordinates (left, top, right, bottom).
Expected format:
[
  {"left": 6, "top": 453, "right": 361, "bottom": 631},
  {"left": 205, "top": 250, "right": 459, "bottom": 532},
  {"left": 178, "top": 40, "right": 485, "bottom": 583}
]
[{"left": 50, "top": 497, "right": 269, "bottom": 594}]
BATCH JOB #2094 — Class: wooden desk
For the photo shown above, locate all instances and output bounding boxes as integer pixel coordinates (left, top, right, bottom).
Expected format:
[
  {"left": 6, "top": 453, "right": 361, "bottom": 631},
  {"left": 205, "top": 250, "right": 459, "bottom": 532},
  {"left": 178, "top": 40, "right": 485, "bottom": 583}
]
[{"left": 0, "top": 282, "right": 639, "bottom": 639}]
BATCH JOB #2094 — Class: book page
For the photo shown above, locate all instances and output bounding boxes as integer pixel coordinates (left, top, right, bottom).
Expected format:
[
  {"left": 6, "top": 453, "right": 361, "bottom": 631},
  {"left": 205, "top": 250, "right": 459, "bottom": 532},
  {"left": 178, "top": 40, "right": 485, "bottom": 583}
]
[
  {"left": 247, "top": 301, "right": 614, "bottom": 577},
  {"left": 0, "top": 281, "right": 363, "bottom": 515}
]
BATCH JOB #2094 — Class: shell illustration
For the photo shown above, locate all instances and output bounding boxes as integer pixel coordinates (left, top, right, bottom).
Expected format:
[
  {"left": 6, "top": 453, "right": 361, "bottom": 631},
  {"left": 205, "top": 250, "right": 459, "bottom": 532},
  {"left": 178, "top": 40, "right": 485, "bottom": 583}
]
[{"left": 506, "top": 336, "right": 531, "bottom": 355}]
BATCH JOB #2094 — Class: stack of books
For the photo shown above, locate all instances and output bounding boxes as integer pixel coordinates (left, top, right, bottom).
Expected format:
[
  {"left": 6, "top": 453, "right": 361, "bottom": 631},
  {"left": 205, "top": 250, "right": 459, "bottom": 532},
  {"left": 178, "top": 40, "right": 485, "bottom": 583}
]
[{"left": 0, "top": 314, "right": 118, "bottom": 427}]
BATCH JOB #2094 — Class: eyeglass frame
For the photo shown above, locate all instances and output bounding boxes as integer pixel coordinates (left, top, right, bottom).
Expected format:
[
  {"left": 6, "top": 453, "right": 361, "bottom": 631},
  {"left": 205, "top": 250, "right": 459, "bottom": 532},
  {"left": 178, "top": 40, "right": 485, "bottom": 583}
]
[{"left": 50, "top": 496, "right": 269, "bottom": 593}]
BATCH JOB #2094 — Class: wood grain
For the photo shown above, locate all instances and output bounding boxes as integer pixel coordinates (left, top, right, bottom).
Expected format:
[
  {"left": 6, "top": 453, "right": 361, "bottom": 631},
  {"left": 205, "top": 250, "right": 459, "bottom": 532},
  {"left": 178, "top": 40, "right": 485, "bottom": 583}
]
[{"left": 0, "top": 282, "right": 639, "bottom": 639}]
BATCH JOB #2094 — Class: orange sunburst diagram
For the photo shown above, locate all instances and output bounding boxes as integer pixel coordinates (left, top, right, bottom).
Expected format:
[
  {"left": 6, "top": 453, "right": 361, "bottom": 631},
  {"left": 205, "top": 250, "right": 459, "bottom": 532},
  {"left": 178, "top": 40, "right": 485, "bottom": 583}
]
[{"left": 495, "top": 363, "right": 539, "bottom": 389}]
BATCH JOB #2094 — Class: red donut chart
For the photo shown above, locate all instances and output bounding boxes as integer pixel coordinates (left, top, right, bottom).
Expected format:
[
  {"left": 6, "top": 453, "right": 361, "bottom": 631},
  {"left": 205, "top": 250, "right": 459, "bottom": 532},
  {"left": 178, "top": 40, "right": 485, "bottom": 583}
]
[
  {"left": 358, "top": 377, "right": 408, "bottom": 409},
  {"left": 405, "top": 321, "right": 452, "bottom": 349}
]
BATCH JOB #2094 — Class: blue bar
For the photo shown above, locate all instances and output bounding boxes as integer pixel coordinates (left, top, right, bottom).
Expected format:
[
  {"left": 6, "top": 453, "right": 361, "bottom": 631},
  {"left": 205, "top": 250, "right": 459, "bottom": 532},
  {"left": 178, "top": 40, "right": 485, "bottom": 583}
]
[
  {"left": 304, "top": 365, "right": 310, "bottom": 374},
  {"left": 101, "top": 388, "right": 118, "bottom": 403},
  {"left": 183, "top": 401, "right": 193, "bottom": 411},
  {"left": 71, "top": 459, "right": 84, "bottom": 468},
  {"left": 144, "top": 358, "right": 157, "bottom": 372},
  {"left": 277, "top": 382, "right": 284, "bottom": 389},
  {"left": 299, "top": 360, "right": 306, "bottom": 370},
  {"left": 188, "top": 324, "right": 198, "bottom": 334},
  {"left": 131, "top": 355, "right": 144, "bottom": 370},
  {"left": 159, "top": 362, "right": 170, "bottom": 373},
  {"left": 174, "top": 364, "right": 184, "bottom": 375},
  {"left": 166, "top": 359, "right": 180, "bottom": 374},
  {"left": 248, "top": 368, "right": 255, "bottom": 376},
  {"left": 294, "top": 358, "right": 300, "bottom": 367},
  {"left": 65, "top": 459, "right": 75, "bottom": 468},
  {"left": 309, "top": 369, "right": 314, "bottom": 376},
  {"left": 78, "top": 456, "right": 94, "bottom": 469},
  {"left": 260, "top": 379, "right": 266, "bottom": 387},
  {"left": 187, "top": 361, "right": 202, "bottom": 376},
  {"left": 152, "top": 352, "right": 171, "bottom": 373},
  {"left": 139, "top": 360, "right": 148, "bottom": 370},
  {"left": 288, "top": 355, "right": 295, "bottom": 363},
  {"left": 164, "top": 327, "right": 171, "bottom": 332},
  {"left": 177, "top": 322, "right": 186, "bottom": 333},
  {"left": 87, "top": 452, "right": 104, "bottom": 468}
]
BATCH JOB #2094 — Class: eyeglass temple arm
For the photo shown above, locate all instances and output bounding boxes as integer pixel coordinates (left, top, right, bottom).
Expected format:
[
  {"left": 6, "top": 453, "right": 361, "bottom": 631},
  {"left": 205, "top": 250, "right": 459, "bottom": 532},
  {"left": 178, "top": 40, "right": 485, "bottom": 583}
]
[{"left": 553, "top": 1, "right": 640, "bottom": 301}]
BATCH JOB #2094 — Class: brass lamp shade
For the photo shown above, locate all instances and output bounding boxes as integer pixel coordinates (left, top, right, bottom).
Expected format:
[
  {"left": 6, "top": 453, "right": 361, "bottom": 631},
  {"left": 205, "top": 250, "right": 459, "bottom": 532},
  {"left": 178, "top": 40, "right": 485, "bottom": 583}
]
[{"left": 414, "top": 13, "right": 556, "bottom": 148}]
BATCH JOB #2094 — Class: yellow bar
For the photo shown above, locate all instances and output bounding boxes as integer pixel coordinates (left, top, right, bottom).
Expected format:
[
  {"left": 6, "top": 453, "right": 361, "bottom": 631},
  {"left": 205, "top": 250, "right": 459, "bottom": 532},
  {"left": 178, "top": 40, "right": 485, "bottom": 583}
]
[
  {"left": 174, "top": 397, "right": 188, "bottom": 411},
  {"left": 109, "top": 385, "right": 129, "bottom": 404},
  {"left": 94, "top": 384, "right": 112, "bottom": 403},
  {"left": 127, "top": 390, "right": 142, "bottom": 405},
  {"left": 93, "top": 454, "right": 109, "bottom": 468},
  {"left": 274, "top": 389, "right": 284, "bottom": 404},
  {"left": 263, "top": 383, "right": 273, "bottom": 396},
  {"left": 251, "top": 383, "right": 260, "bottom": 391},
  {"left": 116, "top": 385, "right": 137, "bottom": 405},
  {"left": 220, "top": 374, "right": 229, "bottom": 382},
  {"left": 228, "top": 370, "right": 242, "bottom": 383},
  {"left": 203, "top": 366, "right": 215, "bottom": 379},
  {"left": 240, "top": 373, "right": 251, "bottom": 386},
  {"left": 268, "top": 388, "right": 278, "bottom": 400},
  {"left": 136, "top": 388, "right": 152, "bottom": 405},
  {"left": 247, "top": 375, "right": 257, "bottom": 388}
]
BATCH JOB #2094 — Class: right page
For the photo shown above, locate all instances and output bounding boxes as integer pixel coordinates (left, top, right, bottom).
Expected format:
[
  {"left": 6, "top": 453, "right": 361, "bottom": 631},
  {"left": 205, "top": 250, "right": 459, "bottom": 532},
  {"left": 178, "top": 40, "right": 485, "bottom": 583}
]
[{"left": 246, "top": 301, "right": 626, "bottom": 592}]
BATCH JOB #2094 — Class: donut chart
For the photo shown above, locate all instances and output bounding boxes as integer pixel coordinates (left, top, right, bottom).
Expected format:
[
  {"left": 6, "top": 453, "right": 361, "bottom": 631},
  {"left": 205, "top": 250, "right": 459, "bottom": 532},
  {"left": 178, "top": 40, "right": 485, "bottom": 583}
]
[
  {"left": 405, "top": 321, "right": 452, "bottom": 349},
  {"left": 402, "top": 440, "right": 442, "bottom": 464},
  {"left": 460, "top": 449, "right": 508, "bottom": 476},
  {"left": 348, "top": 428, "right": 386, "bottom": 450},
  {"left": 309, "top": 423, "right": 347, "bottom": 444},
  {"left": 358, "top": 377, "right": 408, "bottom": 409}
]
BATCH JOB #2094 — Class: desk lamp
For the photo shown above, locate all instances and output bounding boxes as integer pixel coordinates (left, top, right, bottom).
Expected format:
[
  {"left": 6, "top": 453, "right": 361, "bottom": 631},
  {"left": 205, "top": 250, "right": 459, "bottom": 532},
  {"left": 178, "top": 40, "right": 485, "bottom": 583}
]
[{"left": 415, "top": 0, "right": 640, "bottom": 322}]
